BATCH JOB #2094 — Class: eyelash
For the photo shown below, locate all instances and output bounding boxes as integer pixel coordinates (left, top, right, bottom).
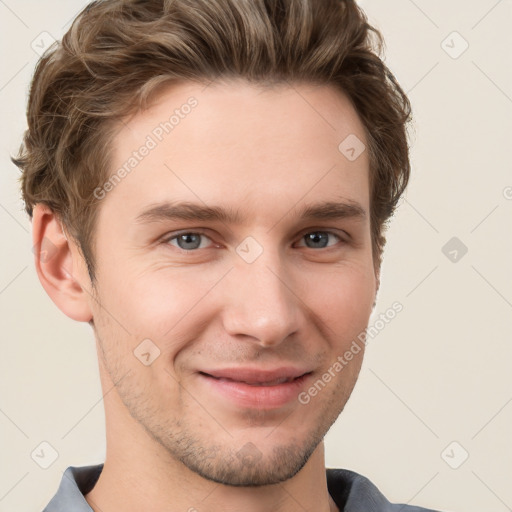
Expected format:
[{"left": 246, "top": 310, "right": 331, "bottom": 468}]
[{"left": 161, "top": 229, "right": 347, "bottom": 252}]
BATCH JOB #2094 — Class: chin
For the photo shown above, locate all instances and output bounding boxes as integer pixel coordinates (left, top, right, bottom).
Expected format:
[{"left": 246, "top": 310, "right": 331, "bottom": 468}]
[{"left": 167, "top": 426, "right": 327, "bottom": 487}]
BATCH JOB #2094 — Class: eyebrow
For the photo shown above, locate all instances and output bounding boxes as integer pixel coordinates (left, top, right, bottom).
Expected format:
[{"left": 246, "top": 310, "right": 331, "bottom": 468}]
[{"left": 134, "top": 199, "right": 367, "bottom": 226}]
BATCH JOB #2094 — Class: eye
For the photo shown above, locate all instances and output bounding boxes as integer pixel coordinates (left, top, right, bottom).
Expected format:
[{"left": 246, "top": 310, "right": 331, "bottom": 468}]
[
  {"left": 162, "top": 229, "right": 346, "bottom": 253},
  {"left": 164, "top": 231, "right": 214, "bottom": 251},
  {"left": 296, "top": 231, "right": 343, "bottom": 249}
]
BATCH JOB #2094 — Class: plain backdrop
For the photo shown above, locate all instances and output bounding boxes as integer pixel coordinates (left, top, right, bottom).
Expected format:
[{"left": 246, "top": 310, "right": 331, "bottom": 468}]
[{"left": 1, "top": 1, "right": 511, "bottom": 511}]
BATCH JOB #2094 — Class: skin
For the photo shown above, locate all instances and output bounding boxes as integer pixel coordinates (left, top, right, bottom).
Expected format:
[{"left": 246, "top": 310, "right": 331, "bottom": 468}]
[{"left": 33, "top": 79, "right": 379, "bottom": 512}]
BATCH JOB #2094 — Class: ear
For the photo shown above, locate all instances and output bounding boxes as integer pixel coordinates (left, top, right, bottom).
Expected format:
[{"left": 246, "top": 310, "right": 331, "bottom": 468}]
[{"left": 32, "top": 203, "right": 93, "bottom": 322}]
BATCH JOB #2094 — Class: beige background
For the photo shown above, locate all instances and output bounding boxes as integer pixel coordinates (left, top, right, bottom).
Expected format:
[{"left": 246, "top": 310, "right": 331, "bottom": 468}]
[{"left": 1, "top": 1, "right": 511, "bottom": 511}]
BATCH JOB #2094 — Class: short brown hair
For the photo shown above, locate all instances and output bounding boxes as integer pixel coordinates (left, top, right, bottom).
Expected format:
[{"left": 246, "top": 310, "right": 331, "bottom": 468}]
[{"left": 12, "top": 0, "right": 412, "bottom": 285}]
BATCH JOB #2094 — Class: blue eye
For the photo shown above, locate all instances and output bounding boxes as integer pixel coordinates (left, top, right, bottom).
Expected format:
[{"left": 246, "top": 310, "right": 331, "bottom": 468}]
[
  {"left": 297, "top": 231, "right": 342, "bottom": 249},
  {"left": 163, "top": 230, "right": 344, "bottom": 252},
  {"left": 165, "top": 232, "right": 213, "bottom": 251}
]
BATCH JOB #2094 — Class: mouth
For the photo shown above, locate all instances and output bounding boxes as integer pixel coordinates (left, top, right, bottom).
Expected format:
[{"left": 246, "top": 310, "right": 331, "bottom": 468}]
[
  {"left": 196, "top": 367, "right": 313, "bottom": 409},
  {"left": 199, "top": 372, "right": 308, "bottom": 386},
  {"left": 198, "top": 366, "right": 312, "bottom": 384}
]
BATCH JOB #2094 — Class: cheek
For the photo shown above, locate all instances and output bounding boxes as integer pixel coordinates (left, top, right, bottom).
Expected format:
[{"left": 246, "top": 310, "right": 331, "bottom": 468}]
[
  {"left": 104, "top": 265, "right": 224, "bottom": 345},
  {"left": 305, "top": 263, "right": 375, "bottom": 341},
  {"left": 94, "top": 250, "right": 375, "bottom": 357}
]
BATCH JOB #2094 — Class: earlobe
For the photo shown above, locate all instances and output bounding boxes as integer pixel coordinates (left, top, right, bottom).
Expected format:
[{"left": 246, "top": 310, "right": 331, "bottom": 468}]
[{"left": 32, "top": 204, "right": 93, "bottom": 323}]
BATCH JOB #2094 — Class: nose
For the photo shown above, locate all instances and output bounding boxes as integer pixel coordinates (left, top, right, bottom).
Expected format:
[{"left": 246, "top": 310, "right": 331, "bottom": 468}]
[{"left": 221, "top": 247, "right": 301, "bottom": 348}]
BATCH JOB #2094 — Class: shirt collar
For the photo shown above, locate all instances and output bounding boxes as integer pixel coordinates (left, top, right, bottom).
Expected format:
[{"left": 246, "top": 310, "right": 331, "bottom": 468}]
[{"left": 42, "top": 465, "right": 102, "bottom": 512}]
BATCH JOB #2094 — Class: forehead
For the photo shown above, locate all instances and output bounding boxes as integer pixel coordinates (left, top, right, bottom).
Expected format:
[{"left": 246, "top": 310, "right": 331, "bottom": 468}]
[{"left": 100, "top": 79, "right": 370, "bottom": 227}]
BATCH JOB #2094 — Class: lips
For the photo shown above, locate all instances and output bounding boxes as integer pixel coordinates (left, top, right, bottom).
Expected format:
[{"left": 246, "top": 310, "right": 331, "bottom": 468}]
[
  {"left": 197, "top": 367, "right": 313, "bottom": 409},
  {"left": 203, "top": 375, "right": 296, "bottom": 386},
  {"left": 199, "top": 367, "right": 310, "bottom": 386}
]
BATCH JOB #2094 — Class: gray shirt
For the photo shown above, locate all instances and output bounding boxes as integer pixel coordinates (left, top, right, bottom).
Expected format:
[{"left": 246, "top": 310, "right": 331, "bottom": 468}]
[{"left": 41, "top": 464, "right": 443, "bottom": 511}]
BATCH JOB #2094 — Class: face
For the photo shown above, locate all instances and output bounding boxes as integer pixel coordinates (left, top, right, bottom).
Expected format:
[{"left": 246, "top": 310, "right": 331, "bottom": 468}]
[{"left": 86, "top": 79, "right": 377, "bottom": 486}]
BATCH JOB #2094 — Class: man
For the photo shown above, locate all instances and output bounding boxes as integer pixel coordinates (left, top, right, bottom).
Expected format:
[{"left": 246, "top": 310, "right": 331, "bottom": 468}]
[{"left": 13, "top": 0, "right": 443, "bottom": 510}]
